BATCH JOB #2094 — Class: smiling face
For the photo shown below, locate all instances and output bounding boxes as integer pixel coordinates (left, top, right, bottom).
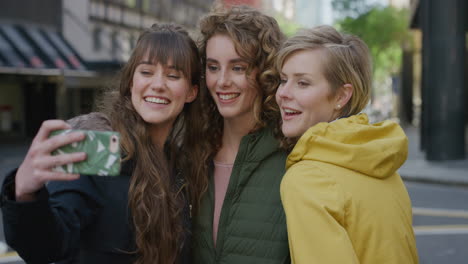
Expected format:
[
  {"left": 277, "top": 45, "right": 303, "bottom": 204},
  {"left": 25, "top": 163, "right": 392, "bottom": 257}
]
[
  {"left": 131, "top": 57, "right": 197, "bottom": 133},
  {"left": 276, "top": 49, "right": 340, "bottom": 138},
  {"left": 205, "top": 34, "right": 258, "bottom": 125}
]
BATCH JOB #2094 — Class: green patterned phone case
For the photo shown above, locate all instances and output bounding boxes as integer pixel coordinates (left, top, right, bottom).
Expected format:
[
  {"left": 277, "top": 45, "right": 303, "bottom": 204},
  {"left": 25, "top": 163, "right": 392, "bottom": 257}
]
[{"left": 49, "top": 129, "right": 121, "bottom": 176}]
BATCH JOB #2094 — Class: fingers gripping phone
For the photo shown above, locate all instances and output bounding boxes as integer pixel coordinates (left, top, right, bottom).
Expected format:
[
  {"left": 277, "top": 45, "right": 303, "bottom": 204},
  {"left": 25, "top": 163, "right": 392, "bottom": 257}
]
[{"left": 49, "top": 130, "right": 121, "bottom": 176}]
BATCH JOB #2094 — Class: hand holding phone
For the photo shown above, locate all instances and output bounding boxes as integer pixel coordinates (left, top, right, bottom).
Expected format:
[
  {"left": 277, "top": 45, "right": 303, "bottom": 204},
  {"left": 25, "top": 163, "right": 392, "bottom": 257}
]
[
  {"left": 15, "top": 120, "right": 87, "bottom": 202},
  {"left": 49, "top": 129, "right": 121, "bottom": 176}
]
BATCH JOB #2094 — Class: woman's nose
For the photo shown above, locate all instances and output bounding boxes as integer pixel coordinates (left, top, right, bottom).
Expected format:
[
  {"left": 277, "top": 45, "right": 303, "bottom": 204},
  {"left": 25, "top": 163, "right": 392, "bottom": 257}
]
[
  {"left": 151, "top": 75, "right": 166, "bottom": 91},
  {"left": 217, "top": 70, "right": 232, "bottom": 88},
  {"left": 277, "top": 82, "right": 291, "bottom": 99}
]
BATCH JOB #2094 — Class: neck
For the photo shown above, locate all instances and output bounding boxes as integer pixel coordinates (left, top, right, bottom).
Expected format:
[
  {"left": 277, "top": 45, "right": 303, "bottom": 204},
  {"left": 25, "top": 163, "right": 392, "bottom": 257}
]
[
  {"left": 215, "top": 115, "right": 256, "bottom": 164},
  {"left": 149, "top": 122, "right": 173, "bottom": 148}
]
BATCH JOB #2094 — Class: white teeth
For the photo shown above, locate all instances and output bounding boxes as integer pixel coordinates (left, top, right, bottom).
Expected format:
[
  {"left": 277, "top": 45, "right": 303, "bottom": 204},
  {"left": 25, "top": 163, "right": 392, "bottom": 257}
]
[
  {"left": 284, "top": 109, "right": 300, "bottom": 114},
  {"left": 219, "top": 93, "right": 240, "bottom": 100},
  {"left": 145, "top": 97, "right": 169, "bottom": 104}
]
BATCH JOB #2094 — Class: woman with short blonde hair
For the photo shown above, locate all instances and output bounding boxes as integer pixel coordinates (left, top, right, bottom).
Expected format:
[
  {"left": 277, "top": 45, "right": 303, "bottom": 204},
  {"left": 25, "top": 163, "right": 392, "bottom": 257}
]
[{"left": 276, "top": 25, "right": 418, "bottom": 264}]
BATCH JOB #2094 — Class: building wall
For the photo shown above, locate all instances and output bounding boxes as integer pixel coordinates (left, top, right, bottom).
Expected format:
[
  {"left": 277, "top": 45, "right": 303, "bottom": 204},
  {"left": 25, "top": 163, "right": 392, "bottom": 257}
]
[
  {"left": 295, "top": 0, "right": 333, "bottom": 27},
  {"left": 63, "top": 0, "right": 132, "bottom": 62},
  {"left": 389, "top": 0, "right": 410, "bottom": 8},
  {"left": 224, "top": 0, "right": 262, "bottom": 8},
  {"left": 0, "top": 77, "right": 24, "bottom": 134},
  {"left": 271, "top": 0, "right": 296, "bottom": 20},
  {"left": 0, "top": 0, "right": 62, "bottom": 29},
  {"left": 63, "top": 0, "right": 213, "bottom": 63}
]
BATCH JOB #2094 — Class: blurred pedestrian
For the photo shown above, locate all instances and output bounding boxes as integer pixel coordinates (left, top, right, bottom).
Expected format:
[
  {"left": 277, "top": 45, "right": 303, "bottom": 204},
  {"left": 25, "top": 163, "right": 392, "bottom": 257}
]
[
  {"left": 192, "top": 5, "right": 290, "bottom": 264},
  {"left": 1, "top": 23, "right": 205, "bottom": 264},
  {"left": 275, "top": 25, "right": 419, "bottom": 264}
]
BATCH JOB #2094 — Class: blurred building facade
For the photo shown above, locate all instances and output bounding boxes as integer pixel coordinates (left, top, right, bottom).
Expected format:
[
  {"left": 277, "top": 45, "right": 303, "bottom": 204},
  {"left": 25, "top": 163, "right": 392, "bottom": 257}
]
[
  {"left": 223, "top": 0, "right": 262, "bottom": 8},
  {"left": 0, "top": 0, "right": 213, "bottom": 139},
  {"left": 263, "top": 0, "right": 332, "bottom": 29},
  {"left": 270, "top": 0, "right": 296, "bottom": 20},
  {"left": 405, "top": 0, "right": 467, "bottom": 160},
  {"left": 295, "top": 0, "right": 333, "bottom": 27}
]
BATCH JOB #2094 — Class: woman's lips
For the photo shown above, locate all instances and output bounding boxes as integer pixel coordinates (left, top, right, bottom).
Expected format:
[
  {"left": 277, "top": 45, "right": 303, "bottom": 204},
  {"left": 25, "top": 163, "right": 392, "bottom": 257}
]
[{"left": 217, "top": 92, "right": 240, "bottom": 103}]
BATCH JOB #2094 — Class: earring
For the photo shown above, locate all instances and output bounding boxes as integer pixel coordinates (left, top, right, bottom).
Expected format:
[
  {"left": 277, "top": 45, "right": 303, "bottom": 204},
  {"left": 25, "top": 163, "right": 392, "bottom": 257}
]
[{"left": 336, "top": 104, "right": 341, "bottom": 109}]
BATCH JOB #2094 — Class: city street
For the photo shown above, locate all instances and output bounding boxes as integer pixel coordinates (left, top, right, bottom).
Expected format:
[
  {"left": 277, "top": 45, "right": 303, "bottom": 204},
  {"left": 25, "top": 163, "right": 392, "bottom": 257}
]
[
  {"left": 0, "top": 143, "right": 468, "bottom": 263},
  {"left": 409, "top": 181, "right": 468, "bottom": 264},
  {"left": 1, "top": 0, "right": 467, "bottom": 262}
]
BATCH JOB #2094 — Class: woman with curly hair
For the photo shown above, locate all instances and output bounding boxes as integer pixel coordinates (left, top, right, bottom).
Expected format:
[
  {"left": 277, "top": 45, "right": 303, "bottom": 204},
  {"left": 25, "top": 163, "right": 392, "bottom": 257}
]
[
  {"left": 1, "top": 23, "right": 205, "bottom": 264},
  {"left": 192, "top": 5, "right": 290, "bottom": 264}
]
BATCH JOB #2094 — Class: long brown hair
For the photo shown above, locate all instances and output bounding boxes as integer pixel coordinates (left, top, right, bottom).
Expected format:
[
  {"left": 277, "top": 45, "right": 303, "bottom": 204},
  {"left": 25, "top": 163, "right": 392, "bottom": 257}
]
[
  {"left": 97, "top": 23, "right": 205, "bottom": 264},
  {"left": 198, "top": 5, "right": 285, "bottom": 161}
]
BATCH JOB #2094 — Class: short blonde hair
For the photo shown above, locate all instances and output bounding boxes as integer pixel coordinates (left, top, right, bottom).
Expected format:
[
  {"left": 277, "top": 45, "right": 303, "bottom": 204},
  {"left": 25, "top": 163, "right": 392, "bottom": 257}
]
[{"left": 276, "top": 25, "right": 372, "bottom": 117}]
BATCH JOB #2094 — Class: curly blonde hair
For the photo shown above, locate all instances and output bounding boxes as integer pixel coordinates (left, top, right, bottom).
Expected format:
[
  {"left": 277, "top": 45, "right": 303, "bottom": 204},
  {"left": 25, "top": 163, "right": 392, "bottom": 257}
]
[{"left": 198, "top": 5, "right": 285, "bottom": 160}]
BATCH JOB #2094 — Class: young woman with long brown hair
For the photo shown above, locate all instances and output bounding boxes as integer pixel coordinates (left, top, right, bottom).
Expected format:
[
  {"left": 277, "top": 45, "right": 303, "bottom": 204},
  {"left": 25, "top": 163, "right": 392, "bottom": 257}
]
[
  {"left": 1, "top": 23, "right": 205, "bottom": 264},
  {"left": 192, "top": 5, "right": 290, "bottom": 264}
]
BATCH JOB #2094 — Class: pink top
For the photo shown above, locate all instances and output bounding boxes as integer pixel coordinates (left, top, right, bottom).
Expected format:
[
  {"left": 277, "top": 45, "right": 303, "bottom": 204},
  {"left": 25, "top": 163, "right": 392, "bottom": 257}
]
[{"left": 212, "top": 160, "right": 234, "bottom": 247}]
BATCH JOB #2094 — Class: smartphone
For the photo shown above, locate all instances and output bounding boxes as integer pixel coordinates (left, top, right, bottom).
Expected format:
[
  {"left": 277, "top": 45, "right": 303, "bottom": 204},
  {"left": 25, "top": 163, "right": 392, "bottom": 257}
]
[{"left": 49, "top": 129, "right": 121, "bottom": 176}]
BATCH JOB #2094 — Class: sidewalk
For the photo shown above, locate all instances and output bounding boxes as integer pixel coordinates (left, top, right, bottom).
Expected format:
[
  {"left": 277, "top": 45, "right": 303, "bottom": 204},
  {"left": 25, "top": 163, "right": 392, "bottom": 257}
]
[{"left": 399, "top": 125, "right": 468, "bottom": 186}]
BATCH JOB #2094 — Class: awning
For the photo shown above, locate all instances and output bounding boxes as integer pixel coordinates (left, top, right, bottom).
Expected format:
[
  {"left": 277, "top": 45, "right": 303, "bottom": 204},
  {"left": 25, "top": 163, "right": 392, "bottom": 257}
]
[
  {"left": 0, "top": 24, "right": 45, "bottom": 68},
  {"left": 22, "top": 26, "right": 69, "bottom": 69},
  {"left": 43, "top": 30, "right": 86, "bottom": 70},
  {"left": 0, "top": 32, "right": 26, "bottom": 67},
  {"left": 0, "top": 23, "right": 95, "bottom": 78}
]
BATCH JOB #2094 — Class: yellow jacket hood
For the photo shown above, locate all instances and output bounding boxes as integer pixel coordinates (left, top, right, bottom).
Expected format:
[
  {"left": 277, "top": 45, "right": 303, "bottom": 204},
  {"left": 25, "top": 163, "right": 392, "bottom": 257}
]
[{"left": 286, "top": 114, "right": 408, "bottom": 179}]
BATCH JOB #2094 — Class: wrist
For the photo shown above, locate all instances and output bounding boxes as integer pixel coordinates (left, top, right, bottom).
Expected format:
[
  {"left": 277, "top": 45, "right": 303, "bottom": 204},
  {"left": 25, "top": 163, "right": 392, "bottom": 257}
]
[{"left": 15, "top": 188, "right": 37, "bottom": 202}]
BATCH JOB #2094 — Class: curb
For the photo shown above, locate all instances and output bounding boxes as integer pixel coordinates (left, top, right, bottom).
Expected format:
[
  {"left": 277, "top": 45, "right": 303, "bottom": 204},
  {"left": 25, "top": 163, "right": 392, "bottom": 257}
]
[
  {"left": 399, "top": 159, "right": 468, "bottom": 187},
  {"left": 401, "top": 174, "right": 468, "bottom": 187}
]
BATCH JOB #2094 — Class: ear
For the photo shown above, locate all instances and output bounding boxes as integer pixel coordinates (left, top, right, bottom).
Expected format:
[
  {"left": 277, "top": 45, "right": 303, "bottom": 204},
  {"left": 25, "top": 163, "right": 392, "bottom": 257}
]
[
  {"left": 185, "top": 84, "right": 198, "bottom": 103},
  {"left": 334, "top": 84, "right": 353, "bottom": 110}
]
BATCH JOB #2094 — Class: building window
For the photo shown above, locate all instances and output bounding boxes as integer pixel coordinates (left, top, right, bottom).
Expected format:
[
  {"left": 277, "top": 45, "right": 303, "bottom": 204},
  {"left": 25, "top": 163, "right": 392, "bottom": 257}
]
[
  {"left": 93, "top": 27, "right": 102, "bottom": 51},
  {"left": 129, "top": 33, "right": 135, "bottom": 50},
  {"left": 142, "top": 0, "right": 150, "bottom": 12},
  {"left": 126, "top": 0, "right": 136, "bottom": 8},
  {"left": 111, "top": 30, "right": 120, "bottom": 58}
]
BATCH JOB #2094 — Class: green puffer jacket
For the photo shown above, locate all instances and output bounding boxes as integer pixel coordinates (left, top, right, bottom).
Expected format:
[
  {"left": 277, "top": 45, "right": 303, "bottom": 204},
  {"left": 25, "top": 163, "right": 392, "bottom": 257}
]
[{"left": 193, "top": 127, "right": 290, "bottom": 264}]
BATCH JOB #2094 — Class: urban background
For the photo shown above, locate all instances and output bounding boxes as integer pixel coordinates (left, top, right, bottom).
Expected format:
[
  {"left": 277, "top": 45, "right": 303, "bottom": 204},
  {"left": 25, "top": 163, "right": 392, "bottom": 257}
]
[{"left": 0, "top": 0, "right": 467, "bottom": 263}]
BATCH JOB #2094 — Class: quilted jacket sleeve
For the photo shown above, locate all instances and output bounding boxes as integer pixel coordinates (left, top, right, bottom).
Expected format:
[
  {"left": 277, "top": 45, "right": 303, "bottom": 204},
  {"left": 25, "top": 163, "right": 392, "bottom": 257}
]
[{"left": 1, "top": 170, "right": 102, "bottom": 263}]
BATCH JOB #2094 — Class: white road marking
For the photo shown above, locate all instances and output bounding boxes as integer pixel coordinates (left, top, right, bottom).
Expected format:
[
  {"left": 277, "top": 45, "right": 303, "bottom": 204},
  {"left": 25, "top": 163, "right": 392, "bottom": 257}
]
[
  {"left": 414, "top": 225, "right": 468, "bottom": 236},
  {"left": 413, "top": 207, "right": 468, "bottom": 219},
  {"left": 413, "top": 207, "right": 468, "bottom": 235}
]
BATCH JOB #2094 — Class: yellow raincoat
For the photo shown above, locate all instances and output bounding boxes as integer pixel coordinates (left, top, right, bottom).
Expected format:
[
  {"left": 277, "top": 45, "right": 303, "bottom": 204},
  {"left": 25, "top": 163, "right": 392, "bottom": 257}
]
[{"left": 281, "top": 114, "right": 419, "bottom": 264}]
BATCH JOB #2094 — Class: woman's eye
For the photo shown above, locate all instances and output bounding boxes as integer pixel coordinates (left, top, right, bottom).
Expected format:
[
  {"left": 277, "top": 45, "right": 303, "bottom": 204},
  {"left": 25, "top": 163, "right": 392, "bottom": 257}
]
[
  {"left": 140, "top": 70, "right": 152, "bottom": 76},
  {"left": 168, "top": 74, "right": 181, "bottom": 79},
  {"left": 233, "top": 65, "right": 246, "bottom": 72},
  {"left": 279, "top": 79, "right": 287, "bottom": 85},
  {"left": 207, "top": 65, "right": 218, "bottom": 72},
  {"left": 298, "top": 81, "right": 309, "bottom": 87}
]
